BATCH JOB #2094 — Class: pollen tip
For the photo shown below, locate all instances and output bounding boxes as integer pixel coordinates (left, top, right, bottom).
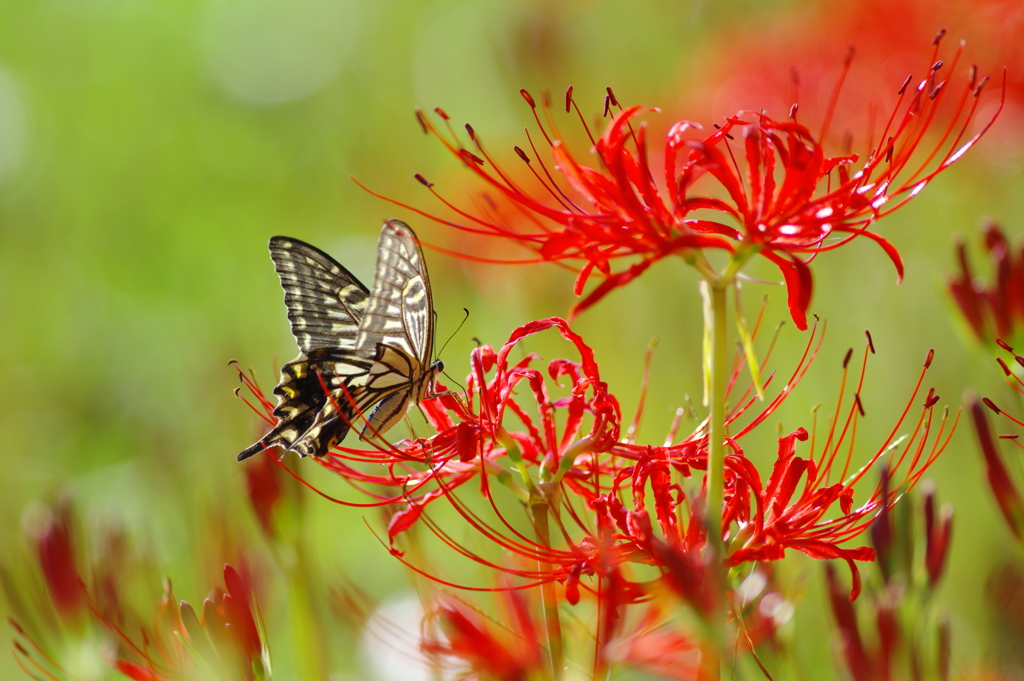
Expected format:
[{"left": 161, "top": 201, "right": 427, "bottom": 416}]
[
  {"left": 520, "top": 89, "right": 536, "bottom": 108},
  {"left": 414, "top": 173, "right": 434, "bottom": 188},
  {"left": 789, "top": 103, "right": 799, "bottom": 119},
  {"left": 865, "top": 330, "right": 875, "bottom": 354},
  {"left": 924, "top": 349, "right": 935, "bottom": 368},
  {"left": 931, "top": 60, "right": 944, "bottom": 73},
  {"left": 997, "top": 357, "right": 1011, "bottom": 376},
  {"left": 564, "top": 86, "right": 574, "bottom": 113},
  {"left": 996, "top": 338, "right": 1014, "bottom": 353},
  {"left": 983, "top": 396, "right": 1001, "bottom": 414},
  {"left": 933, "top": 28, "right": 947, "bottom": 46},
  {"left": 606, "top": 86, "right": 619, "bottom": 106},
  {"left": 843, "top": 348, "right": 853, "bottom": 369},
  {"left": 434, "top": 106, "right": 450, "bottom": 120},
  {"left": 898, "top": 75, "right": 913, "bottom": 96},
  {"left": 465, "top": 123, "right": 475, "bottom": 140},
  {"left": 514, "top": 145, "right": 530, "bottom": 163}
]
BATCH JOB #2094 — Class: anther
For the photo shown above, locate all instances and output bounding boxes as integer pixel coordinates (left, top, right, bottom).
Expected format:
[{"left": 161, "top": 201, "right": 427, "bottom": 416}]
[
  {"left": 865, "top": 330, "right": 875, "bottom": 354},
  {"left": 933, "top": 29, "right": 946, "bottom": 46},
  {"left": 925, "top": 389, "right": 940, "bottom": 408},
  {"left": 843, "top": 348, "right": 853, "bottom": 369},
  {"left": 520, "top": 89, "right": 536, "bottom": 108},
  {"left": 974, "top": 76, "right": 990, "bottom": 97},
  {"left": 924, "top": 349, "right": 935, "bottom": 368},
  {"left": 931, "top": 60, "right": 944, "bottom": 73},
  {"left": 855, "top": 394, "right": 866, "bottom": 416},
  {"left": 514, "top": 146, "right": 530, "bottom": 163},
  {"left": 997, "top": 338, "right": 1014, "bottom": 353},
  {"left": 603, "top": 94, "right": 611, "bottom": 117},
  {"left": 565, "top": 86, "right": 574, "bottom": 113},
  {"left": 983, "top": 397, "right": 1001, "bottom": 414},
  {"left": 434, "top": 107, "right": 450, "bottom": 120},
  {"left": 789, "top": 103, "right": 799, "bottom": 119},
  {"left": 997, "top": 357, "right": 1012, "bottom": 376},
  {"left": 606, "top": 86, "right": 619, "bottom": 107},
  {"left": 929, "top": 81, "right": 945, "bottom": 101},
  {"left": 465, "top": 123, "right": 476, "bottom": 141},
  {"left": 415, "top": 109, "right": 428, "bottom": 133},
  {"left": 897, "top": 75, "right": 912, "bottom": 96},
  {"left": 415, "top": 173, "right": 434, "bottom": 187}
]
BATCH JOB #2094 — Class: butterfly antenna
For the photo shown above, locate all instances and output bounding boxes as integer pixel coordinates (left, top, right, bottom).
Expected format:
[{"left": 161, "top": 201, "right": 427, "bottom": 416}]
[{"left": 437, "top": 308, "right": 470, "bottom": 361}]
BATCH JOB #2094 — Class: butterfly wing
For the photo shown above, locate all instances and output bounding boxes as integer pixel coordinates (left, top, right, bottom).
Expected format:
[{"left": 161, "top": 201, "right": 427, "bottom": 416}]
[
  {"left": 353, "top": 220, "right": 437, "bottom": 437},
  {"left": 237, "top": 349, "right": 374, "bottom": 460},
  {"left": 269, "top": 236, "right": 370, "bottom": 354},
  {"left": 239, "top": 237, "right": 374, "bottom": 461}
]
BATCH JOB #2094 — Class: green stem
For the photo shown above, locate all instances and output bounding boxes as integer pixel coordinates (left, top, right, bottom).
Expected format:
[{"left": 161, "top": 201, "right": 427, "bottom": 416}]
[
  {"left": 707, "top": 280, "right": 728, "bottom": 561},
  {"left": 531, "top": 488, "right": 564, "bottom": 679},
  {"left": 705, "top": 281, "right": 730, "bottom": 680}
]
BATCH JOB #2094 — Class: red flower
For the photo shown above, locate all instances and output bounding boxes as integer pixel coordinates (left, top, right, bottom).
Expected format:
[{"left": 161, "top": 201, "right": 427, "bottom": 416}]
[
  {"left": 26, "top": 498, "right": 87, "bottom": 621},
  {"left": 968, "top": 341, "right": 1024, "bottom": 542},
  {"left": 421, "top": 591, "right": 545, "bottom": 681},
  {"left": 948, "top": 221, "right": 1024, "bottom": 343},
  {"left": 718, "top": 331, "right": 952, "bottom": 599},
  {"left": 363, "top": 38, "right": 999, "bottom": 329}
]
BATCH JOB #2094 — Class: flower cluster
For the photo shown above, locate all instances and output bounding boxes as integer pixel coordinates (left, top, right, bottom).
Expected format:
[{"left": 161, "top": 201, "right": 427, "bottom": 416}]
[{"left": 363, "top": 36, "right": 999, "bottom": 329}]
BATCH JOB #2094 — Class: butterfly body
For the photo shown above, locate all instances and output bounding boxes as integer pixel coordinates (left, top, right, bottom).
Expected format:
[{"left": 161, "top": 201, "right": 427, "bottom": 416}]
[{"left": 238, "top": 220, "right": 441, "bottom": 461}]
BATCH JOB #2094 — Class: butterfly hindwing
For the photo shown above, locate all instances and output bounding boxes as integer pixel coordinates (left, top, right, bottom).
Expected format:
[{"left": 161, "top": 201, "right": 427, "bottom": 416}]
[{"left": 237, "top": 349, "right": 373, "bottom": 460}]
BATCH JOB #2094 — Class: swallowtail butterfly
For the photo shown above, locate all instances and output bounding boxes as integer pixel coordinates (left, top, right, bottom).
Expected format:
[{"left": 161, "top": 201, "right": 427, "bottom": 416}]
[{"left": 238, "top": 219, "right": 443, "bottom": 460}]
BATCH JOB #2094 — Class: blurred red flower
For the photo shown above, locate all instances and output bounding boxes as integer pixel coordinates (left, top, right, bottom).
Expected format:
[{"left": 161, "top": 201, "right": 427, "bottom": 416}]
[{"left": 949, "top": 221, "right": 1024, "bottom": 343}]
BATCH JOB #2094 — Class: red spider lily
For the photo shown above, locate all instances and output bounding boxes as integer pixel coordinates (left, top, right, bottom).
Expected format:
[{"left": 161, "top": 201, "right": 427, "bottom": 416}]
[
  {"left": 421, "top": 591, "right": 545, "bottom": 681},
  {"left": 948, "top": 221, "right": 1024, "bottom": 343},
  {"left": 602, "top": 603, "right": 700, "bottom": 680},
  {"left": 11, "top": 564, "right": 270, "bottom": 681},
  {"left": 697, "top": 2, "right": 1021, "bottom": 145},
  {"left": 719, "top": 334, "right": 953, "bottom": 599},
  {"left": 27, "top": 497, "right": 87, "bottom": 621},
  {"left": 923, "top": 484, "right": 954, "bottom": 589},
  {"left": 362, "top": 38, "right": 999, "bottom": 329},
  {"left": 968, "top": 340, "right": 1024, "bottom": 541},
  {"left": 244, "top": 448, "right": 286, "bottom": 538},
  {"left": 604, "top": 324, "right": 952, "bottom": 599}
]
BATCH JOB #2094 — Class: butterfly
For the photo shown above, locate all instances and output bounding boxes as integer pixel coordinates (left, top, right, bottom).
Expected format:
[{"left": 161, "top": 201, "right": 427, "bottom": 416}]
[{"left": 238, "top": 219, "right": 444, "bottom": 461}]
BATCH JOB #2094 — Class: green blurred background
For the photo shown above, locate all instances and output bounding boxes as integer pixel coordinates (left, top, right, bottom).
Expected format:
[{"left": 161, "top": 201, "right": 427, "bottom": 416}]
[{"left": 2, "top": 0, "right": 1023, "bottom": 678}]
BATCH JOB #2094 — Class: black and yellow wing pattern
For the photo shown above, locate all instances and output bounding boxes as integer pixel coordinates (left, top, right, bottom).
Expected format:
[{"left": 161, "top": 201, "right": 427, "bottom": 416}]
[{"left": 238, "top": 220, "right": 443, "bottom": 461}]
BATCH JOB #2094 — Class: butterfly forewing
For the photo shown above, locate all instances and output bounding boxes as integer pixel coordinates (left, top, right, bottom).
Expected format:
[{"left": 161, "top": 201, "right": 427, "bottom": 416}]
[
  {"left": 352, "top": 220, "right": 439, "bottom": 438},
  {"left": 354, "top": 221, "right": 433, "bottom": 362},
  {"left": 269, "top": 236, "right": 370, "bottom": 354}
]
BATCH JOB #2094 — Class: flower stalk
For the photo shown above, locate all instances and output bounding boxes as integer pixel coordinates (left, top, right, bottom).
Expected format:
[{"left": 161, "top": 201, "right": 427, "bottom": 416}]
[{"left": 529, "top": 484, "right": 565, "bottom": 679}]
